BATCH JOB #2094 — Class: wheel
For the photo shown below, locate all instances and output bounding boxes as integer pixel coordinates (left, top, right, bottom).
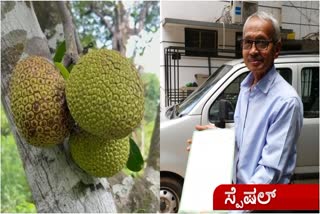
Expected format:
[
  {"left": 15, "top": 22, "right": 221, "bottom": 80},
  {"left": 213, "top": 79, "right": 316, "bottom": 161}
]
[{"left": 160, "top": 176, "right": 183, "bottom": 213}]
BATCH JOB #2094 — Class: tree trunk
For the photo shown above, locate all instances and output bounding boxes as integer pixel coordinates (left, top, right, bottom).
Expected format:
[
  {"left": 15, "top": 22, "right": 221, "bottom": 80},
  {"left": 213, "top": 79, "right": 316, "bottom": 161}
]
[
  {"left": 112, "top": 1, "right": 130, "bottom": 56},
  {"left": 32, "top": 1, "right": 64, "bottom": 55},
  {"left": 1, "top": 2, "right": 116, "bottom": 212}
]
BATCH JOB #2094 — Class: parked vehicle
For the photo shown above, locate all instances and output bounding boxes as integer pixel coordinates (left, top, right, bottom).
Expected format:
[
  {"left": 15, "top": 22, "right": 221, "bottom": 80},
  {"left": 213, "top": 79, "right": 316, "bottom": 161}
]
[{"left": 160, "top": 54, "right": 319, "bottom": 213}]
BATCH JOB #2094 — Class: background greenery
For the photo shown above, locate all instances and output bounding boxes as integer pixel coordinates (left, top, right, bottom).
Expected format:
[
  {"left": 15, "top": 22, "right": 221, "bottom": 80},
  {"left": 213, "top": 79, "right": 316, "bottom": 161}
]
[{"left": 1, "top": 105, "right": 36, "bottom": 213}]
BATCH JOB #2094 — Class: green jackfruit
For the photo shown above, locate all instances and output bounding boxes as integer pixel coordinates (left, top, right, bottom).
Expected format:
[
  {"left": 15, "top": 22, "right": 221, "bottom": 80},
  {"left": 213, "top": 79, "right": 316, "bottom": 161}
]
[
  {"left": 70, "top": 130, "right": 129, "bottom": 177},
  {"left": 9, "top": 56, "right": 69, "bottom": 147},
  {"left": 66, "top": 49, "right": 144, "bottom": 139}
]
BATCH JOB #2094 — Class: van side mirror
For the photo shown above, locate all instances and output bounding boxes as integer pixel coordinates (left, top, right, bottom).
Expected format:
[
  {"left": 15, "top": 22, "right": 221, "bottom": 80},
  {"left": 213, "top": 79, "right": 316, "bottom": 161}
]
[{"left": 216, "top": 99, "right": 228, "bottom": 128}]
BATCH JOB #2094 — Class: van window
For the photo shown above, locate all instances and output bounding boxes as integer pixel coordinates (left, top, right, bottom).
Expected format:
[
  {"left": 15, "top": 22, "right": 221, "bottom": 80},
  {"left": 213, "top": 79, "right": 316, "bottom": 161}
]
[
  {"left": 301, "top": 67, "right": 319, "bottom": 118},
  {"left": 176, "top": 65, "right": 233, "bottom": 117},
  {"left": 277, "top": 68, "right": 292, "bottom": 85},
  {"left": 208, "top": 72, "right": 249, "bottom": 123}
]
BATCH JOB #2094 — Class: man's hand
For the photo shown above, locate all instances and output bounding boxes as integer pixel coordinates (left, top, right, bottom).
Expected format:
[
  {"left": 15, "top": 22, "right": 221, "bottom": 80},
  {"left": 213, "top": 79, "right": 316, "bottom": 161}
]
[{"left": 186, "top": 124, "right": 216, "bottom": 151}]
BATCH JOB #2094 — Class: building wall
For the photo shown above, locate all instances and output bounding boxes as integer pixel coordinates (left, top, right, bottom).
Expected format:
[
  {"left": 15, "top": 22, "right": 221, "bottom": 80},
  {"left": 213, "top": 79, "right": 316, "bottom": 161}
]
[
  {"left": 160, "top": 24, "right": 238, "bottom": 88},
  {"left": 281, "top": 1, "right": 319, "bottom": 39},
  {"left": 160, "top": 1, "right": 319, "bottom": 110},
  {"left": 160, "top": 1, "right": 228, "bottom": 23}
]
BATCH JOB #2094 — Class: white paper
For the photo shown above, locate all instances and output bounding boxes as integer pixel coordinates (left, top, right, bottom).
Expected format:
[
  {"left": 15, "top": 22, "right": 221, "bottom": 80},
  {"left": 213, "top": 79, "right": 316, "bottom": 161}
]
[{"left": 179, "top": 128, "right": 235, "bottom": 213}]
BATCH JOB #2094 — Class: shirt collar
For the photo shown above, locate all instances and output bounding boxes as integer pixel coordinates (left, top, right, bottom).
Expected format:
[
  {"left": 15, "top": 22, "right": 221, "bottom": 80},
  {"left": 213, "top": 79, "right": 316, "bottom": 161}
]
[{"left": 241, "top": 65, "right": 277, "bottom": 94}]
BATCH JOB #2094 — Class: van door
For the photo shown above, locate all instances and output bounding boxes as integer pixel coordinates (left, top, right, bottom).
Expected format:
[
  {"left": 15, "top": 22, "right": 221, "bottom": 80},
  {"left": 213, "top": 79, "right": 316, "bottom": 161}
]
[
  {"left": 294, "top": 64, "right": 319, "bottom": 181},
  {"left": 201, "top": 68, "right": 249, "bottom": 127}
]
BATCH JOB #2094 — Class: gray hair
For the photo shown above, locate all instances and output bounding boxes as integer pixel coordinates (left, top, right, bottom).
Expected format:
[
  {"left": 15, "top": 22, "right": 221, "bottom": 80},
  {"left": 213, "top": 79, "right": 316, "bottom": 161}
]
[{"left": 243, "top": 11, "right": 281, "bottom": 42}]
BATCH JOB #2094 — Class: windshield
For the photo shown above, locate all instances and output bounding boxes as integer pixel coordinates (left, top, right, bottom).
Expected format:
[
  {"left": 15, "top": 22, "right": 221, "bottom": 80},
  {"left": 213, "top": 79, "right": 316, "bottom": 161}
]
[{"left": 175, "top": 65, "right": 233, "bottom": 117}]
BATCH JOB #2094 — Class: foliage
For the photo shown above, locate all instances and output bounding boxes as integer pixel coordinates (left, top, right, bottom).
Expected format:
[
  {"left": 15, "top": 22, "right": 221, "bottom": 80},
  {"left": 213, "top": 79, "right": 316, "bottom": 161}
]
[
  {"left": 71, "top": 1, "right": 111, "bottom": 48},
  {"left": 53, "top": 41, "right": 66, "bottom": 63},
  {"left": 143, "top": 120, "right": 155, "bottom": 159},
  {"left": 126, "top": 138, "right": 144, "bottom": 172},
  {"left": 142, "top": 73, "right": 160, "bottom": 123},
  {"left": 1, "top": 106, "right": 10, "bottom": 137},
  {"left": 71, "top": 1, "right": 159, "bottom": 51},
  {"left": 1, "top": 106, "right": 36, "bottom": 213}
]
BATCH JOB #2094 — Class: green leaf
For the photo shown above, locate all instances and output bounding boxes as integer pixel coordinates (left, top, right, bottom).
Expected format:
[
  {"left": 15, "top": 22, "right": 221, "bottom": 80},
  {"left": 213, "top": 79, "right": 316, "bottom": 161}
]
[
  {"left": 126, "top": 138, "right": 144, "bottom": 172},
  {"left": 53, "top": 41, "right": 66, "bottom": 62},
  {"left": 54, "top": 62, "right": 69, "bottom": 80}
]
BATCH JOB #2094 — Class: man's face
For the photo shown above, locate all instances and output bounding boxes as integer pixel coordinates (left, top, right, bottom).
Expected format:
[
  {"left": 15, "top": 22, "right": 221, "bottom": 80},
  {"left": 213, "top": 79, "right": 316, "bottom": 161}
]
[{"left": 242, "top": 17, "right": 281, "bottom": 76}]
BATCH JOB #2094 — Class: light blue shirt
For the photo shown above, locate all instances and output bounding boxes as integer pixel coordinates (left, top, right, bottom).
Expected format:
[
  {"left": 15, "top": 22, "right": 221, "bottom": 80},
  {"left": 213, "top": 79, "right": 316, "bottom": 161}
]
[{"left": 233, "top": 65, "right": 303, "bottom": 184}]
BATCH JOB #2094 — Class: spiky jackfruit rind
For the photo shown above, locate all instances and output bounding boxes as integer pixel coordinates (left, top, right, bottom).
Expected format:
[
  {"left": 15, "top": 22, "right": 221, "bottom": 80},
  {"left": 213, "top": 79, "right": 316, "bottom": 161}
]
[
  {"left": 9, "top": 56, "right": 69, "bottom": 147},
  {"left": 70, "top": 131, "right": 130, "bottom": 177},
  {"left": 66, "top": 49, "right": 144, "bottom": 140}
]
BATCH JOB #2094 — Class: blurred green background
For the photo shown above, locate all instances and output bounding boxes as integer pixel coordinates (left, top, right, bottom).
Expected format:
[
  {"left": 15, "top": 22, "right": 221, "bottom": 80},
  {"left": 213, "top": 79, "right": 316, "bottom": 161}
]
[{"left": 1, "top": 105, "right": 36, "bottom": 212}]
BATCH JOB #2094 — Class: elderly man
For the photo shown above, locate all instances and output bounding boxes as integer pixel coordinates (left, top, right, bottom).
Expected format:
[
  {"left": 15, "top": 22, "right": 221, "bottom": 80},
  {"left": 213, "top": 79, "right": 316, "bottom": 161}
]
[{"left": 188, "top": 11, "right": 303, "bottom": 184}]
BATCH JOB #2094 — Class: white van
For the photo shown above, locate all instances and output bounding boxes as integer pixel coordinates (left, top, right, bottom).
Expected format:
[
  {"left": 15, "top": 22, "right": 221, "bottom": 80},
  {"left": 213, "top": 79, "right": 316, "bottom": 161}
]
[{"left": 160, "top": 54, "right": 319, "bottom": 213}]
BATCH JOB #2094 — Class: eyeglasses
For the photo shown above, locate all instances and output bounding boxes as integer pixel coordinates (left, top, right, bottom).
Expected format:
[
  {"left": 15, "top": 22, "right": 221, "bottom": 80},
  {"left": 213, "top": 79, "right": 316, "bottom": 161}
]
[{"left": 241, "top": 39, "right": 274, "bottom": 51}]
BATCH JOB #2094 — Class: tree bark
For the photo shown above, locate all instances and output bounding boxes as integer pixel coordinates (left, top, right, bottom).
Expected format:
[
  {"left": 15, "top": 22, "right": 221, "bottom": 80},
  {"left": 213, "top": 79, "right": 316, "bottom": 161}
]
[
  {"left": 32, "top": 1, "right": 64, "bottom": 55},
  {"left": 112, "top": 1, "right": 128, "bottom": 55},
  {"left": 56, "top": 1, "right": 80, "bottom": 65},
  {"left": 1, "top": 2, "right": 116, "bottom": 212}
]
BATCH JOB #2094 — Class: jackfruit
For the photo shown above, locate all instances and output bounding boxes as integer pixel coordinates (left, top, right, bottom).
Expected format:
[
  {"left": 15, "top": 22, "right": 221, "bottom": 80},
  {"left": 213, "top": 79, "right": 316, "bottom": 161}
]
[
  {"left": 9, "top": 56, "right": 69, "bottom": 147},
  {"left": 66, "top": 49, "right": 144, "bottom": 139},
  {"left": 70, "top": 130, "right": 130, "bottom": 177}
]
